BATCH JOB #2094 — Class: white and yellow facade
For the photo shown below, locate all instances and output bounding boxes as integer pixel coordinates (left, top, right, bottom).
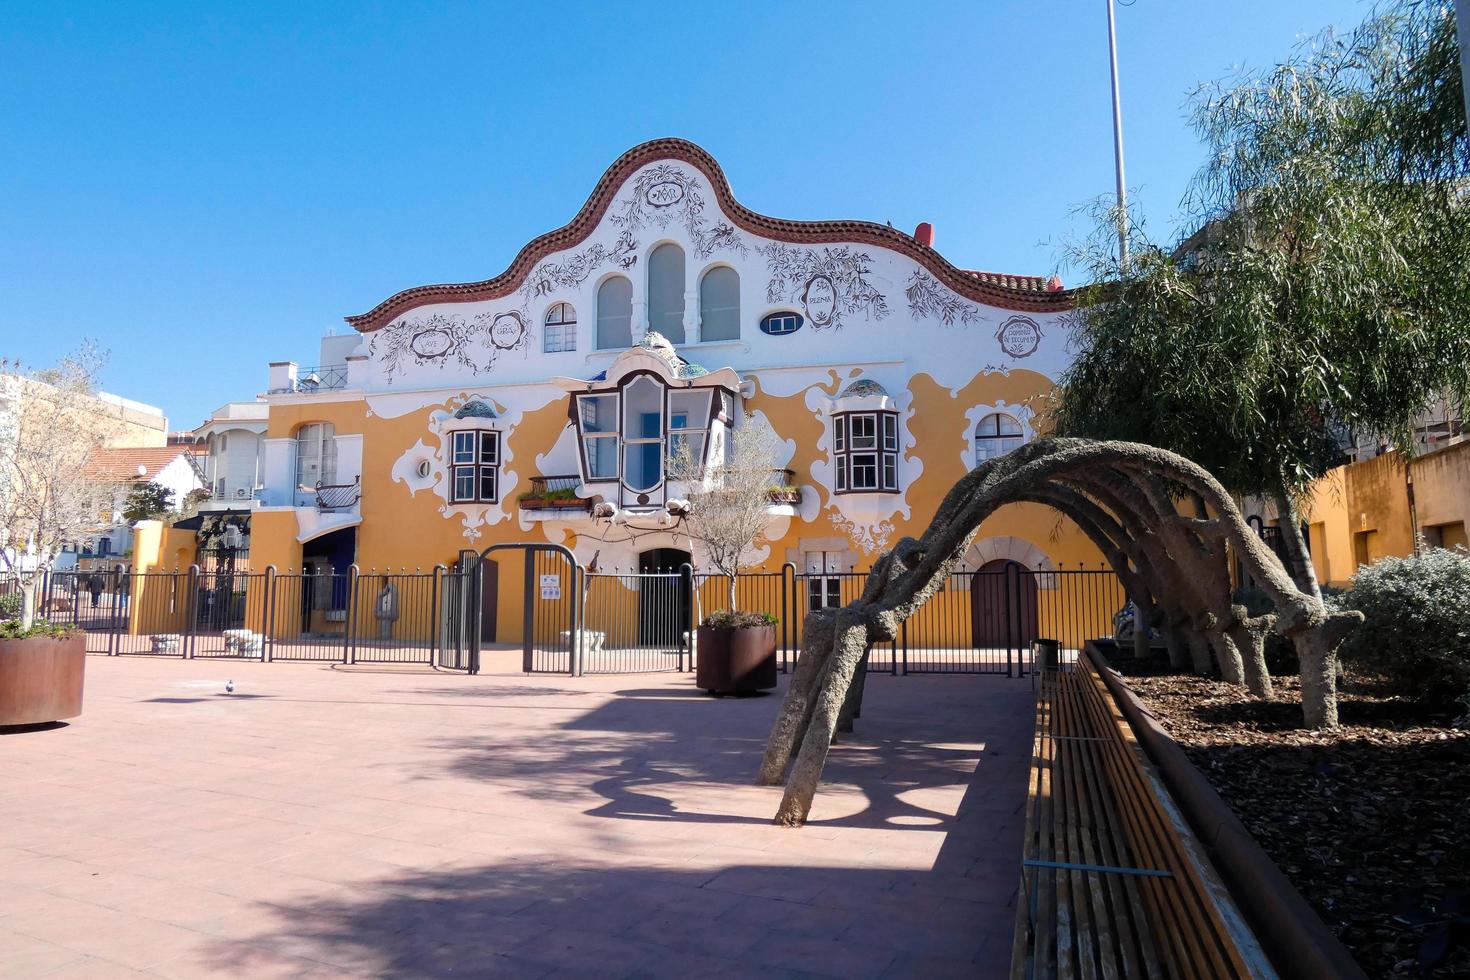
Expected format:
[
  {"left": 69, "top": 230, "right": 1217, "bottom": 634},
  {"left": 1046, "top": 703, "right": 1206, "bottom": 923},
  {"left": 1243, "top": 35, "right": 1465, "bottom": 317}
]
[{"left": 138, "top": 139, "right": 1107, "bottom": 633}]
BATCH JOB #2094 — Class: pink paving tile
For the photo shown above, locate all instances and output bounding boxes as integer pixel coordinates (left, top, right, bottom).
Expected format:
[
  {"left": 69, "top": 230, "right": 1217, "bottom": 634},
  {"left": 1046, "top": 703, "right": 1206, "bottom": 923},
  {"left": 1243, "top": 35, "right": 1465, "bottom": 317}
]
[{"left": 2, "top": 655, "right": 1034, "bottom": 977}]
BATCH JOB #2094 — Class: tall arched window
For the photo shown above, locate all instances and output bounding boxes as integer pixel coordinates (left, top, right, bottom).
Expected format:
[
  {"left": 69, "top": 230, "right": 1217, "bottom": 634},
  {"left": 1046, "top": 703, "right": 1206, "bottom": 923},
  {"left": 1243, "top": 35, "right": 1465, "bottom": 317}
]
[
  {"left": 543, "top": 302, "right": 576, "bottom": 353},
  {"left": 596, "top": 276, "right": 633, "bottom": 350},
  {"left": 699, "top": 266, "right": 740, "bottom": 342},
  {"left": 296, "top": 422, "right": 338, "bottom": 488},
  {"left": 647, "top": 243, "right": 686, "bottom": 344},
  {"left": 975, "top": 413, "right": 1024, "bottom": 462}
]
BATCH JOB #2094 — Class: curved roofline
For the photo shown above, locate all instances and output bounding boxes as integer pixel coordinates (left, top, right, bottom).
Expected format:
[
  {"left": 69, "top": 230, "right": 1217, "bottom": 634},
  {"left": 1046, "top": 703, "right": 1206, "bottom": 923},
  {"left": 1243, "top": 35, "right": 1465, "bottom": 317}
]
[{"left": 345, "top": 137, "right": 1074, "bottom": 333}]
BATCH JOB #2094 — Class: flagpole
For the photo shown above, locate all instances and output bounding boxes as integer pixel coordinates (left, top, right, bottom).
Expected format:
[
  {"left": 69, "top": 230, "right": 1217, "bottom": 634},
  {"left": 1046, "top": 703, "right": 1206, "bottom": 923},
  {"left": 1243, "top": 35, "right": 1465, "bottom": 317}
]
[{"left": 1106, "top": 0, "right": 1129, "bottom": 265}]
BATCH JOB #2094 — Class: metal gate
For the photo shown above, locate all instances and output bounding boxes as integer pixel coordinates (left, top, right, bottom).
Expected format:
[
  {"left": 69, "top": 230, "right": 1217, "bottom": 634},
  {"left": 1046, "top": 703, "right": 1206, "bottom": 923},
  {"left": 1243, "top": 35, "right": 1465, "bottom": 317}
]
[{"left": 467, "top": 543, "right": 580, "bottom": 675}]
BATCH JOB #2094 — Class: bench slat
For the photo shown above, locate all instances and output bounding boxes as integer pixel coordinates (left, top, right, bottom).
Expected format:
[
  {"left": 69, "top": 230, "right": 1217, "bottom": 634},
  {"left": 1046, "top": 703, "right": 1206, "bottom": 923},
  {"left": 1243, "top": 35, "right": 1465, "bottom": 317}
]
[{"left": 1015, "top": 659, "right": 1275, "bottom": 980}]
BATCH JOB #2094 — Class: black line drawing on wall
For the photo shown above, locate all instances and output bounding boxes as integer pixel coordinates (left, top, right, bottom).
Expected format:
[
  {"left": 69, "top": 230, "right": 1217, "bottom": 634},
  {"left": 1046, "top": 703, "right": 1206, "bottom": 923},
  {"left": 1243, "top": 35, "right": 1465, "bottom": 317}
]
[
  {"left": 523, "top": 230, "right": 639, "bottom": 302},
  {"left": 995, "top": 315, "right": 1043, "bottom": 358},
  {"left": 610, "top": 164, "right": 748, "bottom": 260},
  {"left": 905, "top": 269, "right": 986, "bottom": 327},
  {"left": 373, "top": 314, "right": 479, "bottom": 378},
  {"left": 372, "top": 308, "right": 531, "bottom": 382},
  {"left": 757, "top": 243, "right": 890, "bottom": 330}
]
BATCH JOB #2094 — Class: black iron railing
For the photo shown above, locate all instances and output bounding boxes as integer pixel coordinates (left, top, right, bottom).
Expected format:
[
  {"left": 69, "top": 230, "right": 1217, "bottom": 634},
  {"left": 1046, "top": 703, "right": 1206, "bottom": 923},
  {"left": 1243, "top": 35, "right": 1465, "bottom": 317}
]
[
  {"left": 315, "top": 476, "right": 361, "bottom": 511},
  {"left": 269, "top": 364, "right": 350, "bottom": 394}
]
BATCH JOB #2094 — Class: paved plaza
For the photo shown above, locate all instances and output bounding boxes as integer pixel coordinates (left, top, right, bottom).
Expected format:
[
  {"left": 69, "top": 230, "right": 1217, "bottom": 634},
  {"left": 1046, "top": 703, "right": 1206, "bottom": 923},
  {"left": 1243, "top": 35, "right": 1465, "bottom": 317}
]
[{"left": 0, "top": 653, "right": 1032, "bottom": 978}]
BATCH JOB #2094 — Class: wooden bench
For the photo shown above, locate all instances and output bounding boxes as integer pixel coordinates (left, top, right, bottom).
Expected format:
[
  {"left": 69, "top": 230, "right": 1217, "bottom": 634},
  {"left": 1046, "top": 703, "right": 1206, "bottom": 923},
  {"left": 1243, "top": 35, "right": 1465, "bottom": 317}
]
[{"left": 1011, "top": 649, "right": 1275, "bottom": 979}]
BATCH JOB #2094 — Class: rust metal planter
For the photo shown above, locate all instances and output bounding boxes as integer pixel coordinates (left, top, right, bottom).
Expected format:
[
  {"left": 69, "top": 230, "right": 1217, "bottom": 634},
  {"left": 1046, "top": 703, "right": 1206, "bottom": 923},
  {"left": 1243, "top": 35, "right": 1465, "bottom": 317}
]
[
  {"left": 696, "top": 624, "right": 777, "bottom": 694},
  {"left": 0, "top": 634, "right": 86, "bottom": 725}
]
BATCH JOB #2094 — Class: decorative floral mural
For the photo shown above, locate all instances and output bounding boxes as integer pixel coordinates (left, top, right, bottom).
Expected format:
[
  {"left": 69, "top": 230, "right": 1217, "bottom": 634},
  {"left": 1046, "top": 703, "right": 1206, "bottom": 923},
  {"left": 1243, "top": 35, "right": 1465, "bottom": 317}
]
[
  {"left": 610, "top": 164, "right": 747, "bottom": 260},
  {"left": 905, "top": 269, "right": 986, "bottom": 327},
  {"left": 371, "top": 309, "right": 532, "bottom": 381},
  {"left": 522, "top": 230, "right": 640, "bottom": 302},
  {"left": 757, "top": 244, "right": 890, "bottom": 331}
]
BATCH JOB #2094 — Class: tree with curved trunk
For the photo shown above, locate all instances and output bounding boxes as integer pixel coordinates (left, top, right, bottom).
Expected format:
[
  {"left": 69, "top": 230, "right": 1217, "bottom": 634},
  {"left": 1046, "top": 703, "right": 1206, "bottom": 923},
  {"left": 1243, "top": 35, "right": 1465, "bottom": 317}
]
[
  {"left": 1055, "top": 4, "right": 1470, "bottom": 606},
  {"left": 759, "top": 438, "right": 1360, "bottom": 827}
]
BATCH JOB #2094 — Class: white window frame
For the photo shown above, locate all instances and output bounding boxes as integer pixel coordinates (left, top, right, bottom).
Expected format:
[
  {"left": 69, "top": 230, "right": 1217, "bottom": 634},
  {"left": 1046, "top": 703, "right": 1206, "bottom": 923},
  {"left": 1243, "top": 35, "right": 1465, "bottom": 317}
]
[
  {"left": 832, "top": 411, "right": 899, "bottom": 493},
  {"left": 974, "top": 411, "right": 1025, "bottom": 463},
  {"left": 295, "top": 422, "right": 338, "bottom": 489},
  {"left": 449, "top": 429, "right": 500, "bottom": 504},
  {"left": 543, "top": 302, "right": 577, "bottom": 353}
]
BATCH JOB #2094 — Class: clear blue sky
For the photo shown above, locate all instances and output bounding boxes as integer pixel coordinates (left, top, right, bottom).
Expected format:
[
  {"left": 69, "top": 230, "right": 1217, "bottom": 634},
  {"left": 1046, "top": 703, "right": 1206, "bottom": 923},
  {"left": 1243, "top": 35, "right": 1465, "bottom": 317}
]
[{"left": 1, "top": 0, "right": 1366, "bottom": 429}]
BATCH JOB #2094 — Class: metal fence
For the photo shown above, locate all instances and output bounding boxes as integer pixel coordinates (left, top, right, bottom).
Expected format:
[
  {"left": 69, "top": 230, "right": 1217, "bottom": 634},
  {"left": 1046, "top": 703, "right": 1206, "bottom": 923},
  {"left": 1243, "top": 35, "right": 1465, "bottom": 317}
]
[{"left": 4, "top": 556, "right": 1129, "bottom": 679}]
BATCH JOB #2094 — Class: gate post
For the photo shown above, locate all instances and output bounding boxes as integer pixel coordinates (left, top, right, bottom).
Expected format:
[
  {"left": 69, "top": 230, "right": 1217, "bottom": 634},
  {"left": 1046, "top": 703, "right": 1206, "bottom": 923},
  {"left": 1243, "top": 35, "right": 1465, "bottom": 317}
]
[
  {"left": 570, "top": 563, "right": 585, "bottom": 678},
  {"left": 263, "top": 565, "right": 276, "bottom": 662},
  {"left": 345, "top": 565, "right": 359, "bottom": 665},
  {"left": 184, "top": 565, "right": 200, "bottom": 659},
  {"left": 468, "top": 557, "right": 483, "bottom": 676},
  {"left": 780, "top": 562, "right": 794, "bottom": 674},
  {"left": 680, "top": 563, "right": 695, "bottom": 673},
  {"left": 108, "top": 566, "right": 121, "bottom": 656},
  {"left": 430, "top": 564, "right": 443, "bottom": 668},
  {"left": 521, "top": 553, "right": 535, "bottom": 674}
]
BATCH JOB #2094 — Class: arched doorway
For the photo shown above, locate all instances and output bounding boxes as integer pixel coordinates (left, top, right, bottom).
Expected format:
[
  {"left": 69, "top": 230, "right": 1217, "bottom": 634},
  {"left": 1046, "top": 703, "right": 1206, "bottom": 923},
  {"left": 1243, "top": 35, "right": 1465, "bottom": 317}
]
[
  {"left": 638, "top": 548, "right": 691, "bottom": 647},
  {"left": 970, "top": 559, "right": 1038, "bottom": 649}
]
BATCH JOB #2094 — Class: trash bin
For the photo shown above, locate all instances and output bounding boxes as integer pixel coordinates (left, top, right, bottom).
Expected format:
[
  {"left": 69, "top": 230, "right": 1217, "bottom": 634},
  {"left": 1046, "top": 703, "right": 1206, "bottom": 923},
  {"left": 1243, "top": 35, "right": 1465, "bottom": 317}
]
[{"left": 1033, "top": 638, "right": 1061, "bottom": 672}]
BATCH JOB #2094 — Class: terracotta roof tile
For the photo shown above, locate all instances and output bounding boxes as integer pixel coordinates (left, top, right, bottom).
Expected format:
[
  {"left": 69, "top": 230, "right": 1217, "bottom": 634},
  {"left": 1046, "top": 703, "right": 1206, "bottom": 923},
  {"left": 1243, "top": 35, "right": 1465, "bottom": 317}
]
[
  {"left": 83, "top": 447, "right": 196, "bottom": 482},
  {"left": 346, "top": 138, "right": 1075, "bottom": 333}
]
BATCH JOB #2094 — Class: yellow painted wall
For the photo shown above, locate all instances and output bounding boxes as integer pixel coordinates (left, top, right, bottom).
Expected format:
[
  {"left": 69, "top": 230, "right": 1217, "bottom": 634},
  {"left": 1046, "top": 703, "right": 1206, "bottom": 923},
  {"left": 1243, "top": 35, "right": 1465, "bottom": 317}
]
[
  {"left": 133, "top": 365, "right": 1122, "bottom": 647},
  {"left": 1279, "top": 440, "right": 1470, "bottom": 587}
]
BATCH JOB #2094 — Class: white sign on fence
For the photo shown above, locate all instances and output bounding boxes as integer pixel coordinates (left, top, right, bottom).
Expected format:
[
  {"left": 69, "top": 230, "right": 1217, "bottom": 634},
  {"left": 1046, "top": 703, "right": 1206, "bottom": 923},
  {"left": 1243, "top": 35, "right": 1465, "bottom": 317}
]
[{"left": 539, "top": 574, "right": 561, "bottom": 600}]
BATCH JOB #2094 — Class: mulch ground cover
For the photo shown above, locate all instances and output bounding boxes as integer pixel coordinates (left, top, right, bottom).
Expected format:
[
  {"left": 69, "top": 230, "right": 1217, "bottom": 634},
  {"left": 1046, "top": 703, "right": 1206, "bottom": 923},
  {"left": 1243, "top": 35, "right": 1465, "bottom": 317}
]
[{"left": 1107, "top": 654, "right": 1469, "bottom": 978}]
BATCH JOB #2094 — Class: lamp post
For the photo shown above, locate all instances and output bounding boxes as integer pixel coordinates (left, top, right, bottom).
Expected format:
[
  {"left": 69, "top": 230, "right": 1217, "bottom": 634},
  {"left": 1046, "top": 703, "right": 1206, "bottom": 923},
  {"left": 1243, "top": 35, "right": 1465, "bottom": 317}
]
[
  {"left": 1106, "top": 0, "right": 1129, "bottom": 266},
  {"left": 1457, "top": 1, "right": 1470, "bottom": 136}
]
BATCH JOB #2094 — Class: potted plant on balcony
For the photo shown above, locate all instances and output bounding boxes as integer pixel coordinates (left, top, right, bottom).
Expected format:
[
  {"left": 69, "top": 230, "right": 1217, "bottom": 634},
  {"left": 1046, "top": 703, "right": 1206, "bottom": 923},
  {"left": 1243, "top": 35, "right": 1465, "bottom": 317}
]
[
  {"left": 668, "top": 413, "right": 785, "bottom": 695},
  {"left": 0, "top": 345, "right": 115, "bottom": 726},
  {"left": 516, "top": 478, "right": 589, "bottom": 512}
]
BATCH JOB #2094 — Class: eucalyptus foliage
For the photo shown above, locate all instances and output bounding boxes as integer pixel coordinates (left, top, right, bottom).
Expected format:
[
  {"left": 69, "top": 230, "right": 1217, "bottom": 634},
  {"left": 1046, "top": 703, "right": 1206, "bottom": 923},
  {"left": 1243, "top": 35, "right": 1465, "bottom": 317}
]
[{"left": 1056, "top": 2, "right": 1470, "bottom": 595}]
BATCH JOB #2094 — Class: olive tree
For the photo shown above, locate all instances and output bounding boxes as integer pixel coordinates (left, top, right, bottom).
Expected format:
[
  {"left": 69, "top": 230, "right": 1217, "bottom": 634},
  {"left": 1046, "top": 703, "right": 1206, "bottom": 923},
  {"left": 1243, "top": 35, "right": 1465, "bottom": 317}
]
[{"left": 666, "top": 412, "right": 786, "bottom": 613}]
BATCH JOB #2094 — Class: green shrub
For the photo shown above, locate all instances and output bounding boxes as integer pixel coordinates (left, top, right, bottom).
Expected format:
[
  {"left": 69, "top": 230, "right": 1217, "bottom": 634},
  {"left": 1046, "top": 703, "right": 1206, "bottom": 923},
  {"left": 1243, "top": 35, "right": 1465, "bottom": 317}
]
[
  {"left": 0, "top": 618, "right": 78, "bottom": 640},
  {"left": 702, "top": 610, "right": 777, "bottom": 630},
  {"left": 0, "top": 590, "right": 22, "bottom": 621},
  {"left": 1339, "top": 548, "right": 1470, "bottom": 712}
]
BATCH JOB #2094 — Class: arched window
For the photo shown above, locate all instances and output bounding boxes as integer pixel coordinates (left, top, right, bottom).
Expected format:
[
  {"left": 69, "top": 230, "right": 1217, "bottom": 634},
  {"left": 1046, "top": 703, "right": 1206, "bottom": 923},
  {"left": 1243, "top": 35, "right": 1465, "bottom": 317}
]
[
  {"left": 596, "top": 276, "right": 633, "bottom": 350},
  {"left": 295, "top": 422, "right": 338, "bottom": 488},
  {"left": 699, "top": 266, "right": 740, "bottom": 342},
  {"left": 975, "top": 413, "right": 1024, "bottom": 462},
  {"left": 543, "top": 302, "right": 576, "bottom": 353},
  {"left": 647, "top": 243, "right": 686, "bottom": 344}
]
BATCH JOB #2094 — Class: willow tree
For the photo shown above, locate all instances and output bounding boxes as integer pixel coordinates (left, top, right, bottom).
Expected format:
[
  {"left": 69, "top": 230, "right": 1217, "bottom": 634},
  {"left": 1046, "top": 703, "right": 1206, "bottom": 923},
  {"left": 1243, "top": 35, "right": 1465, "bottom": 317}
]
[{"left": 1056, "top": 1, "right": 1470, "bottom": 600}]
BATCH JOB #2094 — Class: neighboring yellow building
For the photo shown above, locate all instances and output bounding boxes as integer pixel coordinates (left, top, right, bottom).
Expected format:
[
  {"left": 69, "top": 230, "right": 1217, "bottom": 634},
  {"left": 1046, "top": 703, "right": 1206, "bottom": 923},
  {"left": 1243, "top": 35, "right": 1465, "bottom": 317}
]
[
  {"left": 136, "top": 139, "right": 1113, "bottom": 653},
  {"left": 1248, "top": 439, "right": 1470, "bottom": 589}
]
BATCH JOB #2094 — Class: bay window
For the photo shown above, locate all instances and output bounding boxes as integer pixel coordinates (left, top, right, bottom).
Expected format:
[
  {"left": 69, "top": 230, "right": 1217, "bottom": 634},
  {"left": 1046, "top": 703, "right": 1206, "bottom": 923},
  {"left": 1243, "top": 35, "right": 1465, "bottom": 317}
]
[
  {"left": 579, "top": 395, "right": 619, "bottom": 480},
  {"left": 833, "top": 411, "right": 899, "bottom": 493},
  {"left": 450, "top": 430, "right": 500, "bottom": 503}
]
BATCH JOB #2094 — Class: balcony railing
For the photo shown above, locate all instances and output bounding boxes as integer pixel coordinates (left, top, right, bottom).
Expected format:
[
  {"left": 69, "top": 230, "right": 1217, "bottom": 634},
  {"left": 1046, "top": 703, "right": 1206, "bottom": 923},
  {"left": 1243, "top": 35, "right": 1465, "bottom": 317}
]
[
  {"left": 270, "top": 364, "right": 350, "bottom": 395},
  {"left": 315, "top": 476, "right": 361, "bottom": 512},
  {"left": 518, "top": 475, "right": 591, "bottom": 512}
]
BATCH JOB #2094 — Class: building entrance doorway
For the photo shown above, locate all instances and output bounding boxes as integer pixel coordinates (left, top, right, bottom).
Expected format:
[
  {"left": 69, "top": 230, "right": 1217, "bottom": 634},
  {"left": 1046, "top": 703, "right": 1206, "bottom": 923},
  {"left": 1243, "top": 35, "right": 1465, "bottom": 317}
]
[
  {"left": 970, "top": 559, "right": 1038, "bottom": 650},
  {"left": 637, "top": 548, "right": 691, "bottom": 647}
]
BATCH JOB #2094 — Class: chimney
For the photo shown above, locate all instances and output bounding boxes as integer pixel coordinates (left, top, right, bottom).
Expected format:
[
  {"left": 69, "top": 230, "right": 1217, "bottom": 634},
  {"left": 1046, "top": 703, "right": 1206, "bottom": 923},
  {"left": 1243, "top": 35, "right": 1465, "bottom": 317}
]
[
  {"left": 1045, "top": 274, "right": 1065, "bottom": 293},
  {"left": 913, "top": 222, "right": 934, "bottom": 248}
]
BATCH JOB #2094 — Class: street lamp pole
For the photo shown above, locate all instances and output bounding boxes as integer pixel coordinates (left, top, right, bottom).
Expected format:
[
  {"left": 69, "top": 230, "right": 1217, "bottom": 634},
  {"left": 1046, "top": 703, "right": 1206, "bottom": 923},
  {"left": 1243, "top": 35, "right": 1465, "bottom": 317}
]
[
  {"left": 1106, "top": 0, "right": 1129, "bottom": 266},
  {"left": 1456, "top": 0, "right": 1470, "bottom": 136}
]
